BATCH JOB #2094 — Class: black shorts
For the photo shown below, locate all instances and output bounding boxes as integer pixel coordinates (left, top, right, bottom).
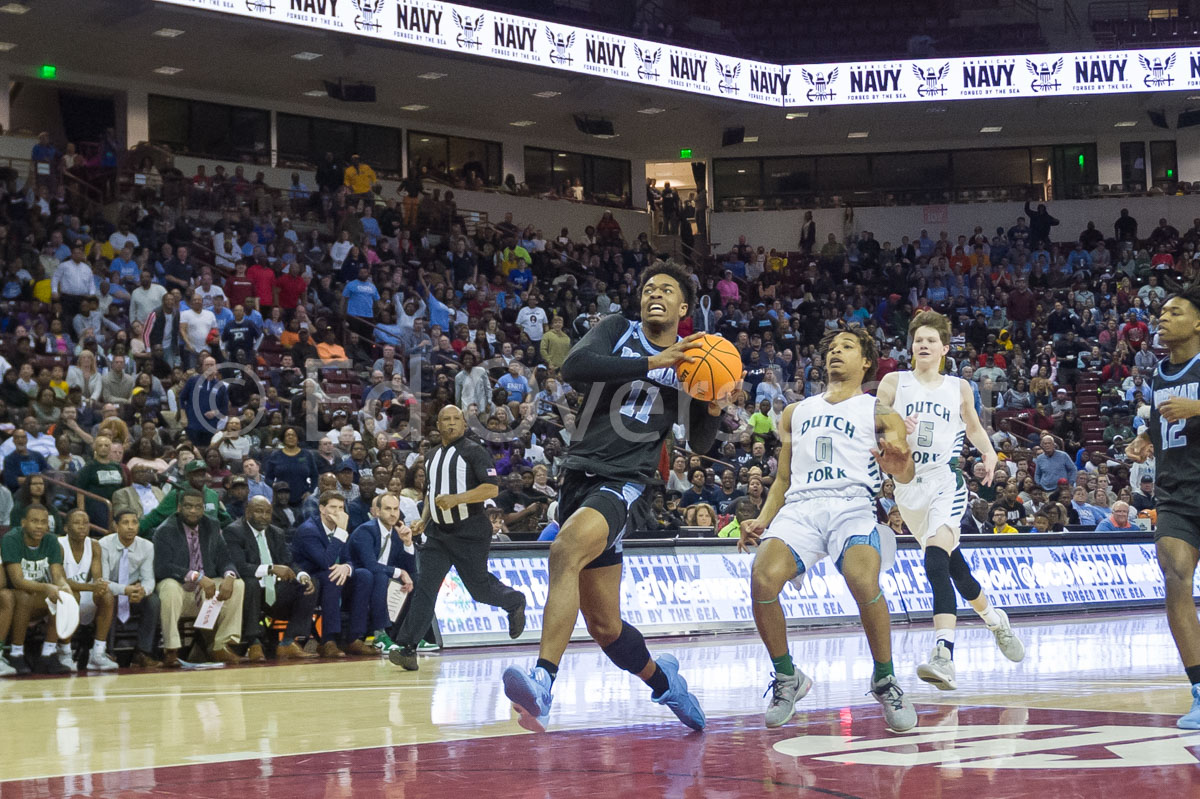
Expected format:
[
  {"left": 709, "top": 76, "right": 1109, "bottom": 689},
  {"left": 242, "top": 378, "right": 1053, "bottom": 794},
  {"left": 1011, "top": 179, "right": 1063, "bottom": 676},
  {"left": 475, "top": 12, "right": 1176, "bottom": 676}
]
[
  {"left": 557, "top": 469, "right": 649, "bottom": 570},
  {"left": 1155, "top": 509, "right": 1200, "bottom": 550}
]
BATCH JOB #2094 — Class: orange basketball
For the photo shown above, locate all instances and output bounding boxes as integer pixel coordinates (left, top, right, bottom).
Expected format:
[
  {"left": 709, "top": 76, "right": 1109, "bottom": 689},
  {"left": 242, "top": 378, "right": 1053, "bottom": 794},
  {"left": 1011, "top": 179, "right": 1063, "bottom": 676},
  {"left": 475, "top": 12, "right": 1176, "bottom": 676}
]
[{"left": 676, "top": 334, "right": 744, "bottom": 402}]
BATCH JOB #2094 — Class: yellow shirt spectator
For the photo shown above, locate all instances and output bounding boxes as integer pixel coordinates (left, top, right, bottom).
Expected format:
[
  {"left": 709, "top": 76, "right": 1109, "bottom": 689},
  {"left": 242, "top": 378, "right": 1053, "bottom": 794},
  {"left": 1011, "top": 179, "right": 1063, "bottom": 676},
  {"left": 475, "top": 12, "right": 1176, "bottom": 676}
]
[{"left": 343, "top": 159, "right": 377, "bottom": 195}]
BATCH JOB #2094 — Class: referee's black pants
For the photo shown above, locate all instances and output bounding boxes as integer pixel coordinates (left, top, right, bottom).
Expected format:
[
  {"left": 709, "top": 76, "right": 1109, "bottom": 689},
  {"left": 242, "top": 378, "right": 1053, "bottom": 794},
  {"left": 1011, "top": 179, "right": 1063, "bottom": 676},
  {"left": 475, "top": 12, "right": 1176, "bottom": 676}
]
[{"left": 395, "top": 530, "right": 525, "bottom": 648}]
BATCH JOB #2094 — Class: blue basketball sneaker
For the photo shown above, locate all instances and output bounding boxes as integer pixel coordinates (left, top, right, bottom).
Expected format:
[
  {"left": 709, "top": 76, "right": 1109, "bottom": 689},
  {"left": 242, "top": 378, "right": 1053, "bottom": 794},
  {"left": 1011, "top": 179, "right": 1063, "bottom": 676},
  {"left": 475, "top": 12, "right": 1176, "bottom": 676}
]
[
  {"left": 1178, "top": 684, "right": 1200, "bottom": 730},
  {"left": 503, "top": 665, "right": 553, "bottom": 733},
  {"left": 651, "top": 654, "right": 706, "bottom": 731}
]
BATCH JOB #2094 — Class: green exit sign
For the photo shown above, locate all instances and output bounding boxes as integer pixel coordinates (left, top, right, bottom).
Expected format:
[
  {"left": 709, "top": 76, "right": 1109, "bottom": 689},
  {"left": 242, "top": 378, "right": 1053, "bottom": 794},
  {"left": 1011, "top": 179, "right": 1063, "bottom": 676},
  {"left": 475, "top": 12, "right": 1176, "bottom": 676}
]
[
  {"left": 679, "top": 148, "right": 693, "bottom": 159},
  {"left": 39, "top": 64, "right": 56, "bottom": 79}
]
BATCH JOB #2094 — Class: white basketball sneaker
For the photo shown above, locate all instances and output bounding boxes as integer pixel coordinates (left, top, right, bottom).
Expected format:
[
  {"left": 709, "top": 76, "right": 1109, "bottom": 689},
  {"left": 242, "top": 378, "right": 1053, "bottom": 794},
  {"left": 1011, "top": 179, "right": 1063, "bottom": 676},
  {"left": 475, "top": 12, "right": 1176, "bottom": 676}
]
[
  {"left": 88, "top": 649, "right": 119, "bottom": 672},
  {"left": 988, "top": 608, "right": 1026, "bottom": 662},
  {"left": 916, "top": 643, "right": 957, "bottom": 690},
  {"left": 763, "top": 669, "right": 813, "bottom": 728}
]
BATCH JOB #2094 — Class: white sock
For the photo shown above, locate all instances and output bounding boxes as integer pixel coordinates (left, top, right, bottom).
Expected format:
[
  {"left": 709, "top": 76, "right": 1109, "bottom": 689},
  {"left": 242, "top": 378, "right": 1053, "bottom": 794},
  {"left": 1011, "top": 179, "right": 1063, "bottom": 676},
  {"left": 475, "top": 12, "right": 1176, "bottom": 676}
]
[
  {"left": 92, "top": 640, "right": 107, "bottom": 656},
  {"left": 42, "top": 642, "right": 58, "bottom": 657},
  {"left": 57, "top": 643, "right": 71, "bottom": 654},
  {"left": 10, "top": 645, "right": 24, "bottom": 657},
  {"left": 977, "top": 600, "right": 1004, "bottom": 628},
  {"left": 935, "top": 628, "right": 955, "bottom": 646}
]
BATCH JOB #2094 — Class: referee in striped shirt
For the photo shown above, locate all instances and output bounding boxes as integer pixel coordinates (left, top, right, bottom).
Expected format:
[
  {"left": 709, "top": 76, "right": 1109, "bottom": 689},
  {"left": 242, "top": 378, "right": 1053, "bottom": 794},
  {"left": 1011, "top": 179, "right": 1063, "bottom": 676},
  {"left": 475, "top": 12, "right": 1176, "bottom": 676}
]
[{"left": 390, "top": 406, "right": 527, "bottom": 670}]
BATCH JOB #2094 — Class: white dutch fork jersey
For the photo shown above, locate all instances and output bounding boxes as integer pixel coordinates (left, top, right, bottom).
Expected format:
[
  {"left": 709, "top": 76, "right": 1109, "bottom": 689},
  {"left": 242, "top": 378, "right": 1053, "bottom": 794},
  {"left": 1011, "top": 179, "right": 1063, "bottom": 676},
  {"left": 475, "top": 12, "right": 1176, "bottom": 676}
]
[
  {"left": 784, "top": 393, "right": 881, "bottom": 504},
  {"left": 894, "top": 371, "right": 966, "bottom": 476}
]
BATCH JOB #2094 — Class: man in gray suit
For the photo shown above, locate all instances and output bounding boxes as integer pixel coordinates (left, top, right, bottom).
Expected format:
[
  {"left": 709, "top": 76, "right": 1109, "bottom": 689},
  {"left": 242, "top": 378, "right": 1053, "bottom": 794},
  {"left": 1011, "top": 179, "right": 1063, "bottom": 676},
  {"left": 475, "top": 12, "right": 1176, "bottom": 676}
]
[
  {"left": 100, "top": 509, "right": 162, "bottom": 667},
  {"left": 111, "top": 465, "right": 165, "bottom": 522}
]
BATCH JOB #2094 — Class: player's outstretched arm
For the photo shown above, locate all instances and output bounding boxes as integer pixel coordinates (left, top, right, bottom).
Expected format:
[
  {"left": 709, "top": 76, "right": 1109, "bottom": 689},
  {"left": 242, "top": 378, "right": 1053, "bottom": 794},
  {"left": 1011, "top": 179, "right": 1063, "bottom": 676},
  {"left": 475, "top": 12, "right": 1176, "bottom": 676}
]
[
  {"left": 873, "top": 402, "right": 915, "bottom": 483},
  {"left": 740, "top": 403, "right": 795, "bottom": 552}
]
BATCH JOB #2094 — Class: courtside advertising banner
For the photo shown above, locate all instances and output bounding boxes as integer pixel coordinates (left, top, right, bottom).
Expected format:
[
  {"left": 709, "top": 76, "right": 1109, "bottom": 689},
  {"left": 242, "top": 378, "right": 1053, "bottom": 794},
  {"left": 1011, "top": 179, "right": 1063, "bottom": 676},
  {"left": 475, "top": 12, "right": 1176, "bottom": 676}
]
[
  {"left": 431, "top": 541, "right": 1196, "bottom": 646},
  {"left": 157, "top": 1, "right": 1200, "bottom": 108}
]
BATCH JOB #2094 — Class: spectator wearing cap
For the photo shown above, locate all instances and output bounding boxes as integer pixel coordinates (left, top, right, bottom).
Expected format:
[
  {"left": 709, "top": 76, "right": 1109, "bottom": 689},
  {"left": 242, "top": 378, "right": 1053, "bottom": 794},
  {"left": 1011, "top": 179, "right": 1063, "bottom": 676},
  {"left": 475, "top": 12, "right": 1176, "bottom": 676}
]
[
  {"left": 224, "top": 474, "right": 250, "bottom": 521},
  {"left": 224, "top": 495, "right": 317, "bottom": 661},
  {"left": 1132, "top": 475, "right": 1156, "bottom": 513},
  {"left": 1033, "top": 435, "right": 1077, "bottom": 492},
  {"left": 271, "top": 481, "right": 298, "bottom": 531},
  {"left": 1050, "top": 388, "right": 1075, "bottom": 419},
  {"left": 139, "top": 459, "right": 232, "bottom": 537}
]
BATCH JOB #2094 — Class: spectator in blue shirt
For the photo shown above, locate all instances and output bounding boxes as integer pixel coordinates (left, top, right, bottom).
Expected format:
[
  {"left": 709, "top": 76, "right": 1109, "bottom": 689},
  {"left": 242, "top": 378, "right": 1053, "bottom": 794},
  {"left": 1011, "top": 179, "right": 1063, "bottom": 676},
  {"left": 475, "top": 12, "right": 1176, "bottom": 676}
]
[
  {"left": 1034, "top": 434, "right": 1077, "bottom": 491},
  {"left": 417, "top": 270, "right": 450, "bottom": 331},
  {"left": 343, "top": 266, "right": 381, "bottom": 321},
  {"left": 1094, "top": 501, "right": 1137, "bottom": 531},
  {"left": 360, "top": 205, "right": 382, "bottom": 247},
  {"left": 497, "top": 361, "right": 530, "bottom": 407},
  {"left": 110, "top": 243, "right": 139, "bottom": 283}
]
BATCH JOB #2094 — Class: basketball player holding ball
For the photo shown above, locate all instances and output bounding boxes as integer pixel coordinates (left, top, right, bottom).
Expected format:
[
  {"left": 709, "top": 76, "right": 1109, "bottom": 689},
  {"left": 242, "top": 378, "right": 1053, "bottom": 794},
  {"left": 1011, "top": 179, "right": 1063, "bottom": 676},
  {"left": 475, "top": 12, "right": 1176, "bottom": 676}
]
[{"left": 503, "top": 261, "right": 736, "bottom": 733}]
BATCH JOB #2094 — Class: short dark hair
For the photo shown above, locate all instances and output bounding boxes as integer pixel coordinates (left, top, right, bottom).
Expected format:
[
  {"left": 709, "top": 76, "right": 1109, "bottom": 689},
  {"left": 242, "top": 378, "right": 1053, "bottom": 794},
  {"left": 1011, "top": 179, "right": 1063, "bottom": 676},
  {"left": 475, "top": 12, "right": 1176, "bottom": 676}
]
[
  {"left": 319, "top": 489, "right": 344, "bottom": 507},
  {"left": 638, "top": 261, "right": 695, "bottom": 314},
  {"left": 113, "top": 508, "right": 139, "bottom": 524},
  {"left": 1175, "top": 284, "right": 1200, "bottom": 316},
  {"left": 179, "top": 489, "right": 205, "bottom": 505},
  {"left": 819, "top": 327, "right": 878, "bottom": 384}
]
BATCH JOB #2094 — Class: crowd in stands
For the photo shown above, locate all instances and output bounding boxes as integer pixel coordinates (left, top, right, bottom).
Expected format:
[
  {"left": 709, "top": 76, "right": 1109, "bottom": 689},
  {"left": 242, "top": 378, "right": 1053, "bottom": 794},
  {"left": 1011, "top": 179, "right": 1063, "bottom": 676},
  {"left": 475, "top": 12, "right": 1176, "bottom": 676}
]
[{"left": 0, "top": 122, "right": 1193, "bottom": 674}]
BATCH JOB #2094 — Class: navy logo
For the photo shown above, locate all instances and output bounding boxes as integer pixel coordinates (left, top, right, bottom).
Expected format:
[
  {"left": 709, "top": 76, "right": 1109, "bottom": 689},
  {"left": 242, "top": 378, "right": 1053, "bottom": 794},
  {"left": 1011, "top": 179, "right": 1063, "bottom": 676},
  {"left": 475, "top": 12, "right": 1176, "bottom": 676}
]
[
  {"left": 913, "top": 62, "right": 949, "bottom": 97},
  {"left": 545, "top": 26, "right": 575, "bottom": 65},
  {"left": 1139, "top": 53, "right": 1176, "bottom": 87},
  {"left": 1026, "top": 57, "right": 1063, "bottom": 92},
  {"left": 246, "top": 0, "right": 275, "bottom": 11},
  {"left": 453, "top": 10, "right": 484, "bottom": 49},
  {"left": 352, "top": 0, "right": 383, "bottom": 31},
  {"left": 801, "top": 67, "right": 838, "bottom": 101},
  {"left": 716, "top": 59, "right": 741, "bottom": 94},
  {"left": 634, "top": 44, "right": 661, "bottom": 80}
]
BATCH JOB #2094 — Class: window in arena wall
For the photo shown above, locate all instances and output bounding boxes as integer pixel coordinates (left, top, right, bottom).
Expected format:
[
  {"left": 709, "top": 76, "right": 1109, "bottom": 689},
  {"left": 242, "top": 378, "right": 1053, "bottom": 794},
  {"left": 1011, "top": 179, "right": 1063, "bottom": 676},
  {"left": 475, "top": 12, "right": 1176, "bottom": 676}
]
[
  {"left": 1049, "top": 144, "right": 1099, "bottom": 199},
  {"left": 408, "top": 131, "right": 502, "bottom": 186},
  {"left": 1149, "top": 140, "right": 1178, "bottom": 191},
  {"left": 712, "top": 158, "right": 762, "bottom": 201},
  {"left": 762, "top": 157, "right": 816, "bottom": 196},
  {"left": 871, "top": 151, "right": 951, "bottom": 192},
  {"left": 814, "top": 154, "right": 871, "bottom": 193},
  {"left": 1120, "top": 141, "right": 1147, "bottom": 188},
  {"left": 148, "top": 95, "right": 269, "bottom": 164},
  {"left": 277, "top": 112, "right": 403, "bottom": 177},
  {"left": 950, "top": 147, "right": 1031, "bottom": 190},
  {"left": 523, "top": 147, "right": 632, "bottom": 207}
]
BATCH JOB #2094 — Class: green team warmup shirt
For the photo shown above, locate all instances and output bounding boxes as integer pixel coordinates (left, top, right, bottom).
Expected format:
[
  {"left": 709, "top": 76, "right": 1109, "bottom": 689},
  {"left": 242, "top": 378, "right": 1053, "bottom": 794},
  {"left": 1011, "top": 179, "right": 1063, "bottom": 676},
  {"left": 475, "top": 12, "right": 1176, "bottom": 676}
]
[
  {"left": 1, "top": 528, "right": 63, "bottom": 583},
  {"left": 74, "top": 459, "right": 125, "bottom": 501}
]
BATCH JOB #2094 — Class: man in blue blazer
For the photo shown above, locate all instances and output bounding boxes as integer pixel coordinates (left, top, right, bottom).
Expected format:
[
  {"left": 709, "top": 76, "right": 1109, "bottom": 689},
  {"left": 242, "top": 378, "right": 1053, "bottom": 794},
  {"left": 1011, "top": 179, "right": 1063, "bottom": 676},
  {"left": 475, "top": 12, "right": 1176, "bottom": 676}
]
[
  {"left": 290, "top": 490, "right": 372, "bottom": 657},
  {"left": 348, "top": 493, "right": 415, "bottom": 653}
]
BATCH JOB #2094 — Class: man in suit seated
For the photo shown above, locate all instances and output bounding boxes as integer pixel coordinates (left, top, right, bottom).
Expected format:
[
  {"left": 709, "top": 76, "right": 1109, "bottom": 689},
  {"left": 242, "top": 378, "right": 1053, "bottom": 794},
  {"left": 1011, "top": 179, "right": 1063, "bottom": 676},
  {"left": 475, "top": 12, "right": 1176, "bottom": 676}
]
[
  {"left": 224, "top": 496, "right": 318, "bottom": 661},
  {"left": 112, "top": 465, "right": 165, "bottom": 522},
  {"left": 153, "top": 490, "right": 246, "bottom": 668},
  {"left": 291, "top": 490, "right": 372, "bottom": 657},
  {"left": 348, "top": 493, "right": 415, "bottom": 654},
  {"left": 100, "top": 509, "right": 161, "bottom": 668}
]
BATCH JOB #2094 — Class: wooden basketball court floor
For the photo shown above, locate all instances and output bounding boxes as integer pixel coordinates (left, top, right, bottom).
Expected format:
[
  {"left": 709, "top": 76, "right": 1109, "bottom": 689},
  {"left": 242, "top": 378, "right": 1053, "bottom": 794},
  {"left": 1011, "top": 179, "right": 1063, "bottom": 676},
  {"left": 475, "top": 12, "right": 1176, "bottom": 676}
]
[{"left": 2, "top": 610, "right": 1198, "bottom": 798}]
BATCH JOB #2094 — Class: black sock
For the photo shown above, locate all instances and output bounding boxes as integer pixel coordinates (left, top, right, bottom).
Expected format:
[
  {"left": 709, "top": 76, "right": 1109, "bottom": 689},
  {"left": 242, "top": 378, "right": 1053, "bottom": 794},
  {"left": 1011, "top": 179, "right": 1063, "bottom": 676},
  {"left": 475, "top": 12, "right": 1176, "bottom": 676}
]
[
  {"left": 1186, "top": 664, "right": 1200, "bottom": 686},
  {"left": 941, "top": 640, "right": 955, "bottom": 656},
  {"left": 536, "top": 657, "right": 559, "bottom": 683},
  {"left": 647, "top": 664, "right": 670, "bottom": 697}
]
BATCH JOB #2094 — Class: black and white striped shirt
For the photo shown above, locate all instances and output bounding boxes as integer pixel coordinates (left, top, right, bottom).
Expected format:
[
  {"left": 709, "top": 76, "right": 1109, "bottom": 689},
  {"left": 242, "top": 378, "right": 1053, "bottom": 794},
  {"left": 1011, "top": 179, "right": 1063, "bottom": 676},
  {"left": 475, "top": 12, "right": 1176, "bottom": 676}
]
[{"left": 425, "top": 435, "right": 497, "bottom": 536}]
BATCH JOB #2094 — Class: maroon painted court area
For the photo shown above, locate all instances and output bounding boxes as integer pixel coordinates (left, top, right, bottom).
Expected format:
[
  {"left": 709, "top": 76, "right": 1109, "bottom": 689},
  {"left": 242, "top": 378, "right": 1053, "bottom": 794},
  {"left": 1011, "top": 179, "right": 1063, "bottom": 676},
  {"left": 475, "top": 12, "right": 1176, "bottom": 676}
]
[{"left": 7, "top": 705, "right": 1199, "bottom": 799}]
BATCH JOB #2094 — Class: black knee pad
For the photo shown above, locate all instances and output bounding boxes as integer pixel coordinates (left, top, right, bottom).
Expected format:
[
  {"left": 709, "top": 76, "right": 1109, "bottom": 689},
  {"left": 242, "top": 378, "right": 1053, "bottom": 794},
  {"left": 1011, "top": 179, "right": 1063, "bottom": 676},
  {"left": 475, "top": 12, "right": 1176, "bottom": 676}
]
[
  {"left": 924, "top": 546, "right": 958, "bottom": 616},
  {"left": 600, "top": 621, "right": 652, "bottom": 676},
  {"left": 948, "top": 547, "right": 983, "bottom": 601}
]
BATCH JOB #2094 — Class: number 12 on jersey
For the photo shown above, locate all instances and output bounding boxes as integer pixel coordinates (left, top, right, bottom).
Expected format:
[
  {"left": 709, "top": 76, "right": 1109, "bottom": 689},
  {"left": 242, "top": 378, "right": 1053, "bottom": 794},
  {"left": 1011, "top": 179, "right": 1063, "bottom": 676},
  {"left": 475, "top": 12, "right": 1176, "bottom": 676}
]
[{"left": 1161, "top": 416, "right": 1188, "bottom": 450}]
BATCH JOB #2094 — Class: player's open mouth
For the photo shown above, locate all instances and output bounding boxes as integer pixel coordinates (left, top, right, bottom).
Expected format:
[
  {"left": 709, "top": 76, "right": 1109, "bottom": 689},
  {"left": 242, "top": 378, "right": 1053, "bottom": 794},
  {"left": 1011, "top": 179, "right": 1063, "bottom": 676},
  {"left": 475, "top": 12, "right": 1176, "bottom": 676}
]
[
  {"left": 648, "top": 303, "right": 666, "bottom": 313},
  {"left": 829, "top": 357, "right": 843, "bottom": 367}
]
